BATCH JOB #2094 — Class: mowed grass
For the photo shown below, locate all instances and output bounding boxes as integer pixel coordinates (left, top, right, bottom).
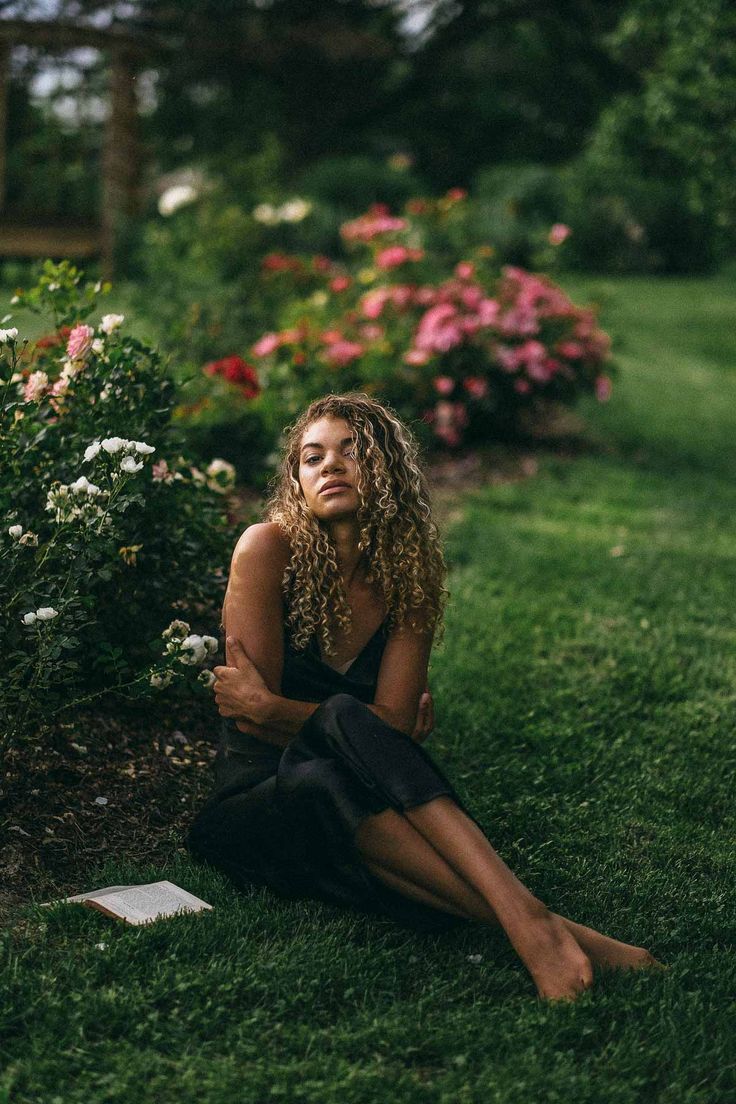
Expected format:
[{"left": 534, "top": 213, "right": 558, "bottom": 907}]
[{"left": 3, "top": 273, "right": 736, "bottom": 1102}]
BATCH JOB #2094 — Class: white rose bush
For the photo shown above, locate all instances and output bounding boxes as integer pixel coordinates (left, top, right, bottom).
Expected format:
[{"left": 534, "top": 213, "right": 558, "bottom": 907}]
[{"left": 1, "top": 260, "right": 239, "bottom": 751}]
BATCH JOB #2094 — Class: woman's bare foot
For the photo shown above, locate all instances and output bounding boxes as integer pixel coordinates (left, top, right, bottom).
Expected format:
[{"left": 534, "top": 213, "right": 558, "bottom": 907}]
[
  {"left": 506, "top": 902, "right": 594, "bottom": 1001},
  {"left": 557, "top": 915, "right": 666, "bottom": 972}
]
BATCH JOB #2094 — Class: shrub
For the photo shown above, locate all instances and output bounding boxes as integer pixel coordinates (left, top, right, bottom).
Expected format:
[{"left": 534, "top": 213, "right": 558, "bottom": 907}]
[
  {"left": 557, "top": 97, "right": 723, "bottom": 274},
  {"left": 248, "top": 193, "right": 616, "bottom": 448},
  {"left": 1, "top": 261, "right": 239, "bottom": 751}
]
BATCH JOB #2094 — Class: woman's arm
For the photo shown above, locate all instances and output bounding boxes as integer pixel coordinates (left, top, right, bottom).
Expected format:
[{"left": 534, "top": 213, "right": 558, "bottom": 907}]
[
  {"left": 219, "top": 521, "right": 290, "bottom": 739},
  {"left": 371, "top": 607, "right": 436, "bottom": 739},
  {"left": 217, "top": 638, "right": 435, "bottom": 746},
  {"left": 257, "top": 604, "right": 437, "bottom": 742}
]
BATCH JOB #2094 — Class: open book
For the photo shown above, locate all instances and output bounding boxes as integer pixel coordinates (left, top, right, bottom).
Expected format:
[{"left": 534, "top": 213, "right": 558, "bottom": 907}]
[{"left": 39, "top": 880, "right": 213, "bottom": 926}]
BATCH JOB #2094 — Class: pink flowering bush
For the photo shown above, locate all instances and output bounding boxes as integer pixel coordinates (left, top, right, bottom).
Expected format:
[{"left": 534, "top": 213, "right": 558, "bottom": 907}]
[
  {"left": 1, "top": 261, "right": 239, "bottom": 749},
  {"left": 248, "top": 193, "right": 616, "bottom": 448}
]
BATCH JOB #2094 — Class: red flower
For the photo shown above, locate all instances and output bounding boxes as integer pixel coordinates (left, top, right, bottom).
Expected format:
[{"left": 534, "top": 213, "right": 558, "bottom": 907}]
[
  {"left": 330, "top": 275, "right": 352, "bottom": 293},
  {"left": 34, "top": 324, "right": 72, "bottom": 350},
  {"left": 202, "top": 355, "right": 261, "bottom": 399},
  {"left": 261, "top": 252, "right": 304, "bottom": 275}
]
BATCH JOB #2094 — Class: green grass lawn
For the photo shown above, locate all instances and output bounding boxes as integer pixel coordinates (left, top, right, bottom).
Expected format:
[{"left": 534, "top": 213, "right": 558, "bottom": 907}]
[{"left": 3, "top": 273, "right": 736, "bottom": 1102}]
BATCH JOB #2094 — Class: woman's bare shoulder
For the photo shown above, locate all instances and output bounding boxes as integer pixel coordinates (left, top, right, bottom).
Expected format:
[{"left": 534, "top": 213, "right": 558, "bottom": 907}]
[{"left": 232, "top": 521, "right": 291, "bottom": 574}]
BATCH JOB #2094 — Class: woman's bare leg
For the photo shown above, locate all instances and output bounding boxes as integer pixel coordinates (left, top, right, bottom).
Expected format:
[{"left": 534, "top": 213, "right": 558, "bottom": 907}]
[
  {"left": 356, "top": 800, "right": 592, "bottom": 1000},
  {"left": 394, "top": 796, "right": 593, "bottom": 999},
  {"left": 356, "top": 803, "right": 663, "bottom": 981},
  {"left": 355, "top": 806, "right": 501, "bottom": 924}
]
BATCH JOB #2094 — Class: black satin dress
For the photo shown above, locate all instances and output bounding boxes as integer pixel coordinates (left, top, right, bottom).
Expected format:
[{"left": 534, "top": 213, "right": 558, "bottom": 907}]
[{"left": 184, "top": 619, "right": 483, "bottom": 932}]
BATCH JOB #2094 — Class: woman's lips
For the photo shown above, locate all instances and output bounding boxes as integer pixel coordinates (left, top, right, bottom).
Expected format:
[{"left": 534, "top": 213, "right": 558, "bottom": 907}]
[{"left": 320, "top": 484, "right": 351, "bottom": 495}]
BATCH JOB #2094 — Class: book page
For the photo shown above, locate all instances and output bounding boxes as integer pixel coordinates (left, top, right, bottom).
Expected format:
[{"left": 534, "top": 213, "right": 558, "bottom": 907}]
[
  {"left": 40, "top": 885, "right": 135, "bottom": 907},
  {"left": 85, "top": 881, "right": 212, "bottom": 925}
]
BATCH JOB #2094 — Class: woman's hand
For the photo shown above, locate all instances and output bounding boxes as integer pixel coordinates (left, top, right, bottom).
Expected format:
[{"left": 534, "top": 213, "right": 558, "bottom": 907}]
[
  {"left": 212, "top": 636, "right": 273, "bottom": 725},
  {"left": 411, "top": 686, "right": 435, "bottom": 742}
]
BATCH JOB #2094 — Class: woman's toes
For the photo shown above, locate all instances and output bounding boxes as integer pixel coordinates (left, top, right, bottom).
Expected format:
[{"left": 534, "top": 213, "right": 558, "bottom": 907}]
[{"left": 636, "top": 948, "right": 668, "bottom": 970}]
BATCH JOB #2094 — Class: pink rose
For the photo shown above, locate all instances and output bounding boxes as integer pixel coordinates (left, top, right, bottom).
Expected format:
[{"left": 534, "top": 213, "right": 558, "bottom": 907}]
[
  {"left": 361, "top": 288, "right": 392, "bottom": 319},
  {"left": 320, "top": 329, "right": 343, "bottom": 344},
  {"left": 463, "top": 376, "right": 488, "bottom": 399},
  {"left": 340, "top": 212, "right": 408, "bottom": 243},
  {"left": 477, "top": 298, "right": 500, "bottom": 326},
  {"left": 433, "top": 376, "right": 455, "bottom": 396},
  {"left": 548, "top": 223, "right": 571, "bottom": 246},
  {"left": 495, "top": 344, "right": 523, "bottom": 373},
  {"left": 404, "top": 348, "right": 431, "bottom": 366},
  {"left": 330, "top": 275, "right": 352, "bottom": 293},
  {"left": 375, "top": 245, "right": 424, "bottom": 270},
  {"left": 454, "top": 261, "right": 475, "bottom": 280},
  {"left": 152, "top": 459, "right": 175, "bottom": 483},
  {"left": 557, "top": 340, "right": 584, "bottom": 359},
  {"left": 23, "top": 370, "right": 49, "bottom": 402},
  {"left": 595, "top": 375, "right": 612, "bottom": 402},
  {"left": 251, "top": 332, "right": 281, "bottom": 357},
  {"left": 459, "top": 285, "right": 483, "bottom": 311},
  {"left": 433, "top": 400, "right": 469, "bottom": 447},
  {"left": 390, "top": 285, "right": 416, "bottom": 310},
  {"left": 66, "top": 323, "right": 94, "bottom": 361},
  {"left": 322, "top": 340, "right": 364, "bottom": 367},
  {"left": 513, "top": 378, "right": 531, "bottom": 394},
  {"left": 415, "top": 303, "right": 464, "bottom": 354}
]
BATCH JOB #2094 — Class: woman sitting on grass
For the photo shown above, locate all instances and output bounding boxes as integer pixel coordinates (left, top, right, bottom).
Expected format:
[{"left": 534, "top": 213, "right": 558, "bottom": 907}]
[{"left": 185, "top": 391, "right": 663, "bottom": 1001}]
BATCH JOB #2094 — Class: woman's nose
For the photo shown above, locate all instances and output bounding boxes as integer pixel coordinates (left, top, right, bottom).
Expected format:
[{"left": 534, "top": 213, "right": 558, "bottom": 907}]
[{"left": 321, "top": 452, "right": 345, "bottom": 473}]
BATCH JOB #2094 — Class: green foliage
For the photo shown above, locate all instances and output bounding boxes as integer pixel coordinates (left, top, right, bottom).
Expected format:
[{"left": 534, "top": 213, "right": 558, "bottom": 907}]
[
  {"left": 1, "top": 261, "right": 238, "bottom": 749},
  {"left": 470, "top": 163, "right": 567, "bottom": 268},
  {"left": 295, "top": 154, "right": 430, "bottom": 223},
  {"left": 563, "top": 89, "right": 725, "bottom": 272}
]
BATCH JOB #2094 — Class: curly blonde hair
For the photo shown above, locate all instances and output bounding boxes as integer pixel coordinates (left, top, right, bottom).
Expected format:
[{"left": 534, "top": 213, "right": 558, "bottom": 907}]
[{"left": 262, "top": 392, "right": 449, "bottom": 658}]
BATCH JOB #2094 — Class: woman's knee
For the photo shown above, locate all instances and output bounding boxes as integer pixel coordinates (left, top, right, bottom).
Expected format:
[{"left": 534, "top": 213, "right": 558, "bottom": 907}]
[{"left": 320, "top": 692, "right": 366, "bottom": 724}]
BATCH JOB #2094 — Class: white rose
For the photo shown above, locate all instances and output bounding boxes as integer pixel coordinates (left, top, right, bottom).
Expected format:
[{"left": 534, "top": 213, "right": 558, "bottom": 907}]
[
  {"left": 22, "top": 611, "right": 37, "bottom": 624},
  {"left": 133, "top": 441, "right": 156, "bottom": 455},
  {"left": 205, "top": 458, "right": 235, "bottom": 481},
  {"left": 69, "top": 475, "right": 101, "bottom": 496},
  {"left": 8, "top": 525, "right": 23, "bottom": 539},
  {"left": 202, "top": 635, "right": 219, "bottom": 655},
  {"left": 178, "top": 634, "right": 207, "bottom": 665},
  {"left": 83, "top": 440, "right": 102, "bottom": 462},
  {"left": 278, "top": 198, "right": 312, "bottom": 223},
  {"left": 162, "top": 619, "right": 190, "bottom": 641},
  {"left": 198, "top": 669, "right": 216, "bottom": 688},
  {"left": 35, "top": 607, "right": 59, "bottom": 620},
  {"left": 101, "top": 437, "right": 126, "bottom": 454},
  {"left": 24, "top": 371, "right": 48, "bottom": 401},
  {"left": 0, "top": 327, "right": 19, "bottom": 343},
  {"left": 99, "top": 313, "right": 124, "bottom": 334},
  {"left": 91, "top": 338, "right": 105, "bottom": 355},
  {"left": 158, "top": 184, "right": 198, "bottom": 217},
  {"left": 252, "top": 203, "right": 279, "bottom": 225},
  {"left": 150, "top": 670, "right": 173, "bottom": 689},
  {"left": 120, "top": 455, "right": 143, "bottom": 474}
]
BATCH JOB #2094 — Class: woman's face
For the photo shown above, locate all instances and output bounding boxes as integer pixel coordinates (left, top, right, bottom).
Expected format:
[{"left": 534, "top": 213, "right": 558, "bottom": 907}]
[{"left": 297, "top": 415, "right": 360, "bottom": 520}]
